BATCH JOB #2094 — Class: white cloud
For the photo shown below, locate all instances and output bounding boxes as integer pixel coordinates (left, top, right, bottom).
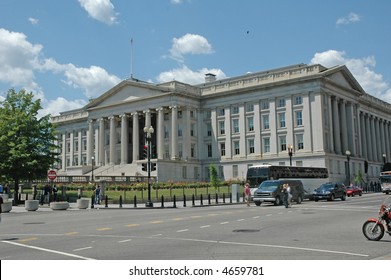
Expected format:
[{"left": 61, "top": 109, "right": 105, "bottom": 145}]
[
  {"left": 311, "top": 50, "right": 391, "bottom": 103},
  {"left": 170, "top": 34, "right": 214, "bottom": 61},
  {"left": 28, "top": 17, "right": 39, "bottom": 25},
  {"left": 78, "top": 0, "right": 118, "bottom": 25},
  {"left": 0, "top": 28, "right": 121, "bottom": 116},
  {"left": 170, "top": 0, "right": 183, "bottom": 4},
  {"left": 157, "top": 65, "right": 226, "bottom": 84},
  {"left": 39, "top": 97, "right": 87, "bottom": 117},
  {"left": 336, "top": 12, "right": 361, "bottom": 26}
]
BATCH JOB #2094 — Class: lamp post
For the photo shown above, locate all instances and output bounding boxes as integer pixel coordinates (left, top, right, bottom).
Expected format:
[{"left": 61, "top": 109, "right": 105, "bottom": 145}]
[
  {"left": 346, "top": 150, "right": 351, "bottom": 185},
  {"left": 91, "top": 156, "right": 95, "bottom": 182},
  {"left": 288, "top": 145, "right": 293, "bottom": 166},
  {"left": 144, "top": 126, "right": 154, "bottom": 207}
]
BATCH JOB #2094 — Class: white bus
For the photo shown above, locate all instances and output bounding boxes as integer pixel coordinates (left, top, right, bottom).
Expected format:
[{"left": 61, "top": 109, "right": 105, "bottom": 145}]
[
  {"left": 246, "top": 165, "right": 329, "bottom": 197},
  {"left": 380, "top": 171, "right": 391, "bottom": 194}
]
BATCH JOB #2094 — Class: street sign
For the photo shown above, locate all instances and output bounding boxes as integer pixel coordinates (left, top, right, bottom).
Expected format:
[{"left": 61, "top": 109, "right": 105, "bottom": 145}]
[{"left": 48, "top": 169, "right": 57, "bottom": 181}]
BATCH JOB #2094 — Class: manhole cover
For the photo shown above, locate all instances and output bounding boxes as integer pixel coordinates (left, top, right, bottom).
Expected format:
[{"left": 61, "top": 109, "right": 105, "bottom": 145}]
[{"left": 232, "top": 229, "right": 260, "bottom": 233}]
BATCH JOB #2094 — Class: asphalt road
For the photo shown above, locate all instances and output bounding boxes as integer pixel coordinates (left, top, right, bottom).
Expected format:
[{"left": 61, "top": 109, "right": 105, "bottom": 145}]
[{"left": 1, "top": 192, "right": 390, "bottom": 260}]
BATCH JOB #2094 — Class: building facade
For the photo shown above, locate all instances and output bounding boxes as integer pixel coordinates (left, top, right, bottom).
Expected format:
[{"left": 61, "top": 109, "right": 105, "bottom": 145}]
[{"left": 51, "top": 63, "right": 391, "bottom": 184}]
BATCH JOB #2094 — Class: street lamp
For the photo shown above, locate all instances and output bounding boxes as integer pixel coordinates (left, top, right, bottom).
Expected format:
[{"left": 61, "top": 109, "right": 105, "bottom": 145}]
[
  {"left": 91, "top": 156, "right": 95, "bottom": 182},
  {"left": 346, "top": 150, "right": 351, "bottom": 185},
  {"left": 288, "top": 145, "right": 293, "bottom": 166},
  {"left": 144, "top": 126, "right": 154, "bottom": 207}
]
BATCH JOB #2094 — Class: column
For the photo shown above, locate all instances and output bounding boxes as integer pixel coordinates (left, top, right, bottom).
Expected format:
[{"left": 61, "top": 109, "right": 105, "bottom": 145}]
[
  {"left": 380, "top": 119, "right": 386, "bottom": 159},
  {"left": 370, "top": 116, "right": 376, "bottom": 161},
  {"left": 109, "top": 116, "right": 117, "bottom": 165},
  {"left": 346, "top": 102, "right": 355, "bottom": 155},
  {"left": 156, "top": 107, "right": 165, "bottom": 159},
  {"left": 366, "top": 114, "right": 373, "bottom": 161},
  {"left": 332, "top": 97, "right": 341, "bottom": 154},
  {"left": 87, "top": 120, "right": 94, "bottom": 165},
  {"left": 183, "top": 108, "right": 191, "bottom": 160},
  {"left": 144, "top": 109, "right": 151, "bottom": 129},
  {"left": 360, "top": 112, "right": 367, "bottom": 159},
  {"left": 225, "top": 106, "right": 232, "bottom": 158},
  {"left": 239, "top": 103, "right": 246, "bottom": 157},
  {"left": 374, "top": 117, "right": 380, "bottom": 162},
  {"left": 132, "top": 112, "right": 139, "bottom": 161},
  {"left": 120, "top": 114, "right": 129, "bottom": 164},
  {"left": 170, "top": 105, "right": 178, "bottom": 160},
  {"left": 386, "top": 122, "right": 391, "bottom": 161},
  {"left": 253, "top": 102, "right": 261, "bottom": 155},
  {"left": 77, "top": 130, "right": 82, "bottom": 165},
  {"left": 340, "top": 100, "right": 348, "bottom": 153},
  {"left": 62, "top": 133, "right": 66, "bottom": 171},
  {"left": 70, "top": 131, "right": 74, "bottom": 166},
  {"left": 98, "top": 118, "right": 105, "bottom": 166},
  {"left": 327, "top": 95, "right": 334, "bottom": 153},
  {"left": 269, "top": 98, "right": 277, "bottom": 155}
]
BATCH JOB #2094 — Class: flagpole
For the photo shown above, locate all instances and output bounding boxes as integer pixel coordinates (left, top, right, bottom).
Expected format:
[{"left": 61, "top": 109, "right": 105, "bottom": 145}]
[{"left": 130, "top": 38, "right": 133, "bottom": 79}]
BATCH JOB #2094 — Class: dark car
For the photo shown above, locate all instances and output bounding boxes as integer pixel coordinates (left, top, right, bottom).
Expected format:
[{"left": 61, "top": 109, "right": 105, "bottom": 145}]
[
  {"left": 346, "top": 185, "right": 363, "bottom": 197},
  {"left": 253, "top": 179, "right": 304, "bottom": 206},
  {"left": 313, "top": 182, "right": 347, "bottom": 201}
]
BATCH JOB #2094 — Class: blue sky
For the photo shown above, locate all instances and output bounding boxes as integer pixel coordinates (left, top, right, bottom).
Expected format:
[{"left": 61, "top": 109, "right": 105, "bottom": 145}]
[{"left": 0, "top": 0, "right": 390, "bottom": 117}]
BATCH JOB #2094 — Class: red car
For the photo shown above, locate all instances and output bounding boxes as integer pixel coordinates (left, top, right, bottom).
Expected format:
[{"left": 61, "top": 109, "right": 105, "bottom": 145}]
[{"left": 346, "top": 185, "right": 363, "bottom": 197}]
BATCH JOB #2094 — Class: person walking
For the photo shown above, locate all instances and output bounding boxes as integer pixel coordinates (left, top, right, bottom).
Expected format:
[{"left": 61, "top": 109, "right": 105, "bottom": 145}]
[
  {"left": 95, "top": 185, "right": 101, "bottom": 204},
  {"left": 245, "top": 183, "right": 251, "bottom": 206}
]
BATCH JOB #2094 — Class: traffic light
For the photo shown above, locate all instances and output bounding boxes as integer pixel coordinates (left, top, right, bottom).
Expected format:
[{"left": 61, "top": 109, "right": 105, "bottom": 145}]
[
  {"left": 143, "top": 145, "right": 148, "bottom": 159},
  {"left": 151, "top": 163, "right": 156, "bottom": 171},
  {"left": 142, "top": 163, "right": 148, "bottom": 172},
  {"left": 151, "top": 145, "right": 156, "bottom": 159}
]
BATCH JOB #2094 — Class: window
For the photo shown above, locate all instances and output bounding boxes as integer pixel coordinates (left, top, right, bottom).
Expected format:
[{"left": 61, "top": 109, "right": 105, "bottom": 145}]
[
  {"left": 164, "top": 113, "right": 169, "bottom": 120},
  {"left": 277, "top": 98, "right": 286, "bottom": 108},
  {"left": 74, "top": 141, "right": 79, "bottom": 152},
  {"left": 206, "top": 110, "right": 211, "bottom": 119},
  {"left": 233, "top": 119, "right": 239, "bottom": 133},
  {"left": 177, "top": 110, "right": 183, "bottom": 118},
  {"left": 164, "top": 126, "right": 169, "bottom": 138},
  {"left": 279, "top": 135, "right": 287, "bottom": 151},
  {"left": 262, "top": 115, "right": 270, "bottom": 130},
  {"left": 297, "top": 134, "right": 304, "bottom": 150},
  {"left": 190, "top": 110, "right": 195, "bottom": 118},
  {"left": 207, "top": 123, "right": 212, "bottom": 136},
  {"left": 218, "top": 108, "right": 225, "bottom": 116},
  {"left": 263, "top": 137, "right": 270, "bottom": 153},
  {"left": 247, "top": 116, "right": 254, "bottom": 132},
  {"left": 248, "top": 139, "right": 255, "bottom": 154},
  {"left": 191, "top": 144, "right": 196, "bottom": 157},
  {"left": 295, "top": 95, "right": 303, "bottom": 105},
  {"left": 296, "top": 110, "right": 303, "bottom": 126},
  {"left": 278, "top": 112, "right": 286, "bottom": 128},
  {"left": 233, "top": 165, "right": 238, "bottom": 178},
  {"left": 182, "top": 166, "right": 187, "bottom": 179},
  {"left": 261, "top": 101, "right": 269, "bottom": 110},
  {"left": 219, "top": 120, "right": 225, "bottom": 135},
  {"left": 207, "top": 144, "right": 212, "bottom": 157},
  {"left": 191, "top": 123, "right": 195, "bottom": 137},
  {"left": 178, "top": 128, "right": 183, "bottom": 137},
  {"left": 246, "top": 103, "right": 254, "bottom": 112},
  {"left": 233, "top": 140, "right": 240, "bottom": 155},
  {"left": 220, "top": 142, "right": 226, "bottom": 156},
  {"left": 232, "top": 106, "right": 239, "bottom": 114}
]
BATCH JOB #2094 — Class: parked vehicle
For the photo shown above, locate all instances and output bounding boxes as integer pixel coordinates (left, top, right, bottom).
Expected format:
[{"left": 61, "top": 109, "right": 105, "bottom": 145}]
[
  {"left": 346, "top": 185, "right": 363, "bottom": 197},
  {"left": 362, "top": 197, "right": 391, "bottom": 241},
  {"left": 313, "top": 182, "right": 347, "bottom": 201},
  {"left": 253, "top": 180, "right": 304, "bottom": 206}
]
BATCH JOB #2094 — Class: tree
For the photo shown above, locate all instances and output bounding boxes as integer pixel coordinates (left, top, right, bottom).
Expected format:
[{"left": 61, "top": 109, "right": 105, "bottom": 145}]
[
  {"left": 0, "top": 89, "right": 59, "bottom": 204},
  {"left": 354, "top": 169, "right": 364, "bottom": 186},
  {"left": 209, "top": 164, "right": 219, "bottom": 192}
]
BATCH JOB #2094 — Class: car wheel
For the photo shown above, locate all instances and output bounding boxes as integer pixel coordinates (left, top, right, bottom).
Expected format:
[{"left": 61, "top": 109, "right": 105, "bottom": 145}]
[
  {"left": 329, "top": 194, "right": 335, "bottom": 201},
  {"left": 359, "top": 192, "right": 362, "bottom": 196},
  {"left": 255, "top": 201, "right": 261, "bottom": 206},
  {"left": 341, "top": 193, "right": 346, "bottom": 201},
  {"left": 314, "top": 198, "right": 318, "bottom": 202},
  {"left": 274, "top": 196, "right": 281, "bottom": 206}
]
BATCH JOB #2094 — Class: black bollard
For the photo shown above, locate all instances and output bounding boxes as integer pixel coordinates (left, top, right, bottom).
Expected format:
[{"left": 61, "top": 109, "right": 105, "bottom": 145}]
[
  {"left": 173, "top": 195, "right": 176, "bottom": 208},
  {"left": 119, "top": 195, "right": 123, "bottom": 208},
  {"left": 230, "top": 192, "right": 232, "bottom": 204},
  {"left": 200, "top": 194, "right": 203, "bottom": 206},
  {"left": 192, "top": 194, "right": 195, "bottom": 206},
  {"left": 91, "top": 195, "right": 94, "bottom": 209},
  {"left": 223, "top": 193, "right": 226, "bottom": 204},
  {"left": 208, "top": 194, "right": 211, "bottom": 205},
  {"left": 133, "top": 195, "right": 137, "bottom": 208},
  {"left": 161, "top": 195, "right": 164, "bottom": 208},
  {"left": 215, "top": 193, "right": 218, "bottom": 204},
  {"left": 183, "top": 194, "right": 186, "bottom": 207},
  {"left": 105, "top": 195, "right": 108, "bottom": 208}
]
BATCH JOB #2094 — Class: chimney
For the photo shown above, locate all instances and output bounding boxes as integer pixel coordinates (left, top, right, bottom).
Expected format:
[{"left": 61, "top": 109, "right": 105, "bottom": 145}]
[{"left": 205, "top": 73, "right": 216, "bottom": 83}]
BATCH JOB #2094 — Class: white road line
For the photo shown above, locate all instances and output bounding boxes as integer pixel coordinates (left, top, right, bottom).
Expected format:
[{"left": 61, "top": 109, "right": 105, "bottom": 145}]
[
  {"left": 177, "top": 229, "right": 189, "bottom": 233},
  {"left": 118, "top": 239, "right": 132, "bottom": 243},
  {"left": 73, "top": 247, "right": 92, "bottom": 252},
  {"left": 220, "top": 222, "right": 229, "bottom": 225},
  {"left": 2, "top": 240, "right": 95, "bottom": 260},
  {"left": 200, "top": 225, "right": 211, "bottom": 228},
  {"left": 253, "top": 216, "right": 260, "bottom": 219},
  {"left": 150, "top": 234, "right": 163, "bottom": 237}
]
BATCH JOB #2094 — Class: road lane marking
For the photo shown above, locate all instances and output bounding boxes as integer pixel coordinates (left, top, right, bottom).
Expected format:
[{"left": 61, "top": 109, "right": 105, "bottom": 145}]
[
  {"left": 220, "top": 222, "right": 229, "bottom": 225},
  {"left": 150, "top": 220, "right": 163, "bottom": 224},
  {"left": 177, "top": 229, "right": 189, "bottom": 233},
  {"left": 237, "top": 219, "right": 245, "bottom": 221},
  {"left": 200, "top": 225, "right": 211, "bottom": 228},
  {"left": 65, "top": 232, "right": 79, "bottom": 235},
  {"left": 191, "top": 216, "right": 202, "bottom": 219},
  {"left": 118, "top": 239, "right": 132, "bottom": 243},
  {"left": 252, "top": 216, "right": 260, "bottom": 219},
  {"left": 151, "top": 234, "right": 163, "bottom": 237},
  {"left": 96, "top": 227, "right": 112, "bottom": 231},
  {"left": 172, "top": 217, "right": 184, "bottom": 221},
  {"left": 73, "top": 247, "right": 92, "bottom": 252},
  {"left": 126, "top": 224, "right": 140, "bottom": 227},
  {"left": 19, "top": 237, "right": 38, "bottom": 243},
  {"left": 2, "top": 240, "right": 95, "bottom": 260}
]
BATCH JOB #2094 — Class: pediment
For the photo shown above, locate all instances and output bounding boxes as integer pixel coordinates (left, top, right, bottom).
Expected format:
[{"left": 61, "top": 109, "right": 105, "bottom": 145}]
[
  {"left": 323, "top": 65, "right": 365, "bottom": 94},
  {"left": 85, "top": 80, "right": 167, "bottom": 110}
]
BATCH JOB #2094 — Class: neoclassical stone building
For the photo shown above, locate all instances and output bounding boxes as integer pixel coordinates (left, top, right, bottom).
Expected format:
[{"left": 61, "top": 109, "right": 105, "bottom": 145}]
[{"left": 51, "top": 63, "right": 391, "bottom": 183}]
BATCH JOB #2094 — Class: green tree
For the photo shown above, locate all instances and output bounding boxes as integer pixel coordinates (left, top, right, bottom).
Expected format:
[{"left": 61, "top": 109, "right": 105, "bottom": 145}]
[
  {"left": 0, "top": 89, "right": 59, "bottom": 204},
  {"left": 209, "top": 164, "right": 219, "bottom": 192},
  {"left": 354, "top": 169, "right": 364, "bottom": 186}
]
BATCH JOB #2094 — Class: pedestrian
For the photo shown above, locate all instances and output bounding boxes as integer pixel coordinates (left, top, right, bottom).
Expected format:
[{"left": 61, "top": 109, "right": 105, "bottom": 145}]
[
  {"left": 95, "top": 185, "right": 101, "bottom": 204},
  {"left": 0, "top": 195, "right": 3, "bottom": 223},
  {"left": 43, "top": 185, "right": 50, "bottom": 205},
  {"left": 282, "top": 183, "right": 292, "bottom": 208},
  {"left": 52, "top": 185, "right": 58, "bottom": 202},
  {"left": 244, "top": 183, "right": 251, "bottom": 206}
]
